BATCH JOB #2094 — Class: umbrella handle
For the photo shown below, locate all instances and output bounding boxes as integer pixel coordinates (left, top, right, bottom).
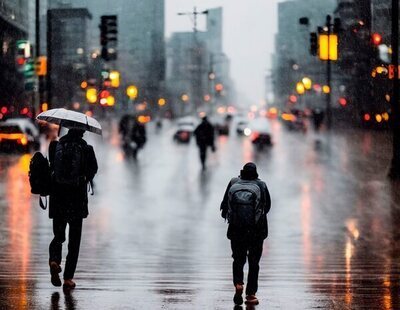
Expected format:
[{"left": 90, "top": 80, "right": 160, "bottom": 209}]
[{"left": 57, "top": 120, "right": 64, "bottom": 137}]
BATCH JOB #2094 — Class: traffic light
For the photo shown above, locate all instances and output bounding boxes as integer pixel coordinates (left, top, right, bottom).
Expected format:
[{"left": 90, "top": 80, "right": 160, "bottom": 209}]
[
  {"left": 333, "top": 18, "right": 341, "bottom": 33},
  {"left": 24, "top": 59, "right": 35, "bottom": 91},
  {"left": 310, "top": 32, "right": 318, "bottom": 56},
  {"left": 372, "top": 33, "right": 382, "bottom": 46},
  {"left": 16, "top": 40, "right": 30, "bottom": 72},
  {"left": 99, "top": 15, "right": 118, "bottom": 61},
  {"left": 109, "top": 70, "right": 120, "bottom": 88},
  {"left": 35, "top": 56, "right": 47, "bottom": 76}
]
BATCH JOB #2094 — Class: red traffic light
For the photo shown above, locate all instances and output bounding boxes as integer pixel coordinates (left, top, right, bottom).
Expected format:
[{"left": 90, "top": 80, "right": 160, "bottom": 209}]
[
  {"left": 99, "top": 90, "right": 110, "bottom": 99},
  {"left": 372, "top": 33, "right": 382, "bottom": 45},
  {"left": 339, "top": 97, "right": 347, "bottom": 106}
]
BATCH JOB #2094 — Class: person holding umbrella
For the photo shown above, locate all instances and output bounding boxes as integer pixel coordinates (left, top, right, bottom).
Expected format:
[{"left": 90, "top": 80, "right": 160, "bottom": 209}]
[{"left": 37, "top": 109, "right": 99, "bottom": 289}]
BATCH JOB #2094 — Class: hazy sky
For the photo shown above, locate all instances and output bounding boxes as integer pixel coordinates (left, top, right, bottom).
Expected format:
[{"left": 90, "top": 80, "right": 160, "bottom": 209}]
[{"left": 166, "top": 0, "right": 280, "bottom": 106}]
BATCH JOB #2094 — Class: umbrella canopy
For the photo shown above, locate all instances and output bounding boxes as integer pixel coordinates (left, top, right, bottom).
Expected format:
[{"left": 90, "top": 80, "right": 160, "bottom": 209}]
[{"left": 37, "top": 108, "right": 102, "bottom": 135}]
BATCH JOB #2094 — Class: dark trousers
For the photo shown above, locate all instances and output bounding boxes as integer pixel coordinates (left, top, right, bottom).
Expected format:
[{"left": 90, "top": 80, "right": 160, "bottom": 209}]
[
  {"left": 49, "top": 217, "right": 83, "bottom": 280},
  {"left": 199, "top": 145, "right": 208, "bottom": 166},
  {"left": 231, "top": 237, "right": 263, "bottom": 295}
]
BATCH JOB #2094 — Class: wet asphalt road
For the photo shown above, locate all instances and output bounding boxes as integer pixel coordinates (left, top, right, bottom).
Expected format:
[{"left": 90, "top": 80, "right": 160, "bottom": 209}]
[{"left": 0, "top": 119, "right": 400, "bottom": 309}]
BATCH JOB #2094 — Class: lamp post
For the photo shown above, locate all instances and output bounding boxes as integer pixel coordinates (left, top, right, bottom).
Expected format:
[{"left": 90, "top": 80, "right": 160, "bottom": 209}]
[
  {"left": 300, "top": 15, "right": 339, "bottom": 130},
  {"left": 177, "top": 7, "right": 208, "bottom": 113},
  {"left": 389, "top": 0, "right": 400, "bottom": 179}
]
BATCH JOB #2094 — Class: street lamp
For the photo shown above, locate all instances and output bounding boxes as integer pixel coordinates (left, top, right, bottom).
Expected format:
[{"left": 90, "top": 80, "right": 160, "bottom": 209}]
[
  {"left": 296, "top": 82, "right": 305, "bottom": 95},
  {"left": 126, "top": 85, "right": 138, "bottom": 100},
  {"left": 302, "top": 77, "right": 312, "bottom": 90},
  {"left": 181, "top": 94, "right": 189, "bottom": 102}
]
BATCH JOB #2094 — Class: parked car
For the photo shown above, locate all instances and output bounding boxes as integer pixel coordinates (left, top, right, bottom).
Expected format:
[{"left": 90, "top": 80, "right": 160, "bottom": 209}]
[{"left": 0, "top": 118, "right": 40, "bottom": 152}]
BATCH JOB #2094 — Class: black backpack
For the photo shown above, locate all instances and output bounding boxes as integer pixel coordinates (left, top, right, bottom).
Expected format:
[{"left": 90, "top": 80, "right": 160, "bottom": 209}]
[
  {"left": 227, "top": 178, "right": 262, "bottom": 227},
  {"left": 53, "top": 140, "right": 85, "bottom": 186},
  {"left": 29, "top": 152, "right": 52, "bottom": 209}
]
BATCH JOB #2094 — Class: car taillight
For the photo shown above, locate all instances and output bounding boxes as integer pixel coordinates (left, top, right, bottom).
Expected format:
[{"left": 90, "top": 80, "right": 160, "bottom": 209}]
[{"left": 19, "top": 135, "right": 28, "bottom": 145}]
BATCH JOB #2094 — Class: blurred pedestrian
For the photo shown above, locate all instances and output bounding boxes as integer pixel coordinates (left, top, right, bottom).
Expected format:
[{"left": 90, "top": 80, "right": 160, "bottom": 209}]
[
  {"left": 312, "top": 109, "right": 324, "bottom": 132},
  {"left": 48, "top": 128, "right": 98, "bottom": 289},
  {"left": 193, "top": 116, "right": 215, "bottom": 170},
  {"left": 220, "top": 163, "right": 271, "bottom": 306},
  {"left": 129, "top": 118, "right": 147, "bottom": 159}
]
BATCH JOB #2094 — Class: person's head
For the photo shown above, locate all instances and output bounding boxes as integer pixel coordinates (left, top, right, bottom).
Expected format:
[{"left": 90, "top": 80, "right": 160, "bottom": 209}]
[
  {"left": 240, "top": 162, "right": 259, "bottom": 180},
  {"left": 68, "top": 128, "right": 85, "bottom": 138},
  {"left": 201, "top": 115, "right": 208, "bottom": 122}
]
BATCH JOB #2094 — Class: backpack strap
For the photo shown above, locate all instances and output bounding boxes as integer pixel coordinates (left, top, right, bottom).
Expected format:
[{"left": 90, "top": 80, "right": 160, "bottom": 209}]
[{"left": 39, "top": 196, "right": 47, "bottom": 210}]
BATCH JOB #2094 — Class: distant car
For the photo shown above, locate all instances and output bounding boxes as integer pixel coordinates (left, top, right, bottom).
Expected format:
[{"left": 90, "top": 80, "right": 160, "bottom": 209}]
[
  {"left": 281, "top": 111, "right": 307, "bottom": 132},
  {"left": 173, "top": 124, "right": 194, "bottom": 143},
  {"left": 0, "top": 118, "right": 40, "bottom": 152},
  {"left": 236, "top": 120, "right": 249, "bottom": 135},
  {"left": 210, "top": 116, "right": 230, "bottom": 135},
  {"left": 247, "top": 118, "right": 273, "bottom": 150}
]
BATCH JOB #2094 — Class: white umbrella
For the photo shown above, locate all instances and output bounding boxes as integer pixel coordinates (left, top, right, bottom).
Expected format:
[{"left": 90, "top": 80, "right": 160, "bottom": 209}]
[{"left": 37, "top": 108, "right": 102, "bottom": 135}]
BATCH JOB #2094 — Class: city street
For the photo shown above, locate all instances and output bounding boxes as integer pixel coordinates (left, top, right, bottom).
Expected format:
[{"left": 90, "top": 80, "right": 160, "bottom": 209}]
[{"left": 0, "top": 119, "right": 399, "bottom": 309}]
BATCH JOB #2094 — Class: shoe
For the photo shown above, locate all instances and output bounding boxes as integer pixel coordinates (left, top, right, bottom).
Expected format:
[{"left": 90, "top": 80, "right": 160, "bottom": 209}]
[
  {"left": 245, "top": 295, "right": 259, "bottom": 305},
  {"left": 49, "top": 261, "right": 62, "bottom": 287},
  {"left": 233, "top": 284, "right": 244, "bottom": 305},
  {"left": 63, "top": 279, "right": 76, "bottom": 289}
]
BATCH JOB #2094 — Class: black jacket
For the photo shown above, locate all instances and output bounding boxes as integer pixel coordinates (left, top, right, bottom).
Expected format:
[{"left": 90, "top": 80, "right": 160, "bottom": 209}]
[
  {"left": 194, "top": 120, "right": 215, "bottom": 147},
  {"left": 48, "top": 134, "right": 98, "bottom": 219},
  {"left": 220, "top": 177, "right": 271, "bottom": 240}
]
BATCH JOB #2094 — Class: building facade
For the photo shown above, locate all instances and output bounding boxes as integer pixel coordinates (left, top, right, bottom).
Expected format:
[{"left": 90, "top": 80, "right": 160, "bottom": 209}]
[
  {"left": 0, "top": 0, "right": 30, "bottom": 112},
  {"left": 47, "top": 8, "right": 92, "bottom": 108},
  {"left": 166, "top": 7, "right": 232, "bottom": 116},
  {"left": 49, "top": 0, "right": 165, "bottom": 112},
  {"left": 272, "top": 0, "right": 336, "bottom": 112}
]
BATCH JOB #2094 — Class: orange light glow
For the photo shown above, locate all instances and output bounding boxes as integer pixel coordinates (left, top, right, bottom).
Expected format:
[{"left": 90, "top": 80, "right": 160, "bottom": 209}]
[
  {"left": 204, "top": 94, "right": 211, "bottom": 102},
  {"left": 0, "top": 133, "right": 28, "bottom": 142},
  {"left": 215, "top": 83, "right": 224, "bottom": 92},
  {"left": 41, "top": 103, "right": 48, "bottom": 112},
  {"left": 80, "top": 81, "right": 88, "bottom": 89},
  {"left": 181, "top": 94, "right": 189, "bottom": 102},
  {"left": 138, "top": 115, "right": 151, "bottom": 123},
  {"left": 372, "top": 33, "right": 382, "bottom": 45},
  {"left": 158, "top": 98, "right": 166, "bottom": 106},
  {"left": 217, "top": 106, "right": 226, "bottom": 114},
  {"left": 322, "top": 85, "right": 330, "bottom": 94},
  {"left": 20, "top": 107, "right": 29, "bottom": 115},
  {"left": 281, "top": 113, "right": 296, "bottom": 122},
  {"left": 382, "top": 112, "right": 389, "bottom": 121}
]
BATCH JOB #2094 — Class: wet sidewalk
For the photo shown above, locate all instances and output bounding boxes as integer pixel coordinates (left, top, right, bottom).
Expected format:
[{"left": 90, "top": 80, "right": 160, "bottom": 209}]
[{"left": 0, "top": 121, "right": 399, "bottom": 309}]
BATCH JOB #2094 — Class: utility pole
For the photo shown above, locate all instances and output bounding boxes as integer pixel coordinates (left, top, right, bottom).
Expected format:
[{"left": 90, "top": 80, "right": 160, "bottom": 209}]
[
  {"left": 389, "top": 0, "right": 400, "bottom": 179},
  {"left": 35, "top": 0, "right": 42, "bottom": 116},
  {"left": 177, "top": 7, "right": 208, "bottom": 114},
  {"left": 326, "top": 15, "right": 332, "bottom": 130}
]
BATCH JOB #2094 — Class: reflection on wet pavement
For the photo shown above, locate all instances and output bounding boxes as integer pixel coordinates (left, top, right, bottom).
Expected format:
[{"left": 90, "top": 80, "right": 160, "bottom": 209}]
[{"left": 0, "top": 120, "right": 399, "bottom": 309}]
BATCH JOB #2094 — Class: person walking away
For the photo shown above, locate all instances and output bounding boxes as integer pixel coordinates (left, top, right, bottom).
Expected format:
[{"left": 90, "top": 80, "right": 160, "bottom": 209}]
[
  {"left": 130, "top": 118, "right": 147, "bottom": 159},
  {"left": 48, "top": 128, "right": 98, "bottom": 289},
  {"left": 220, "top": 162, "right": 271, "bottom": 306},
  {"left": 193, "top": 116, "right": 215, "bottom": 170}
]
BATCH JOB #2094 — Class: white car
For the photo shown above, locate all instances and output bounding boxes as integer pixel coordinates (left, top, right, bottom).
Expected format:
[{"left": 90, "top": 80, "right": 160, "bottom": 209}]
[{"left": 0, "top": 118, "right": 40, "bottom": 152}]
